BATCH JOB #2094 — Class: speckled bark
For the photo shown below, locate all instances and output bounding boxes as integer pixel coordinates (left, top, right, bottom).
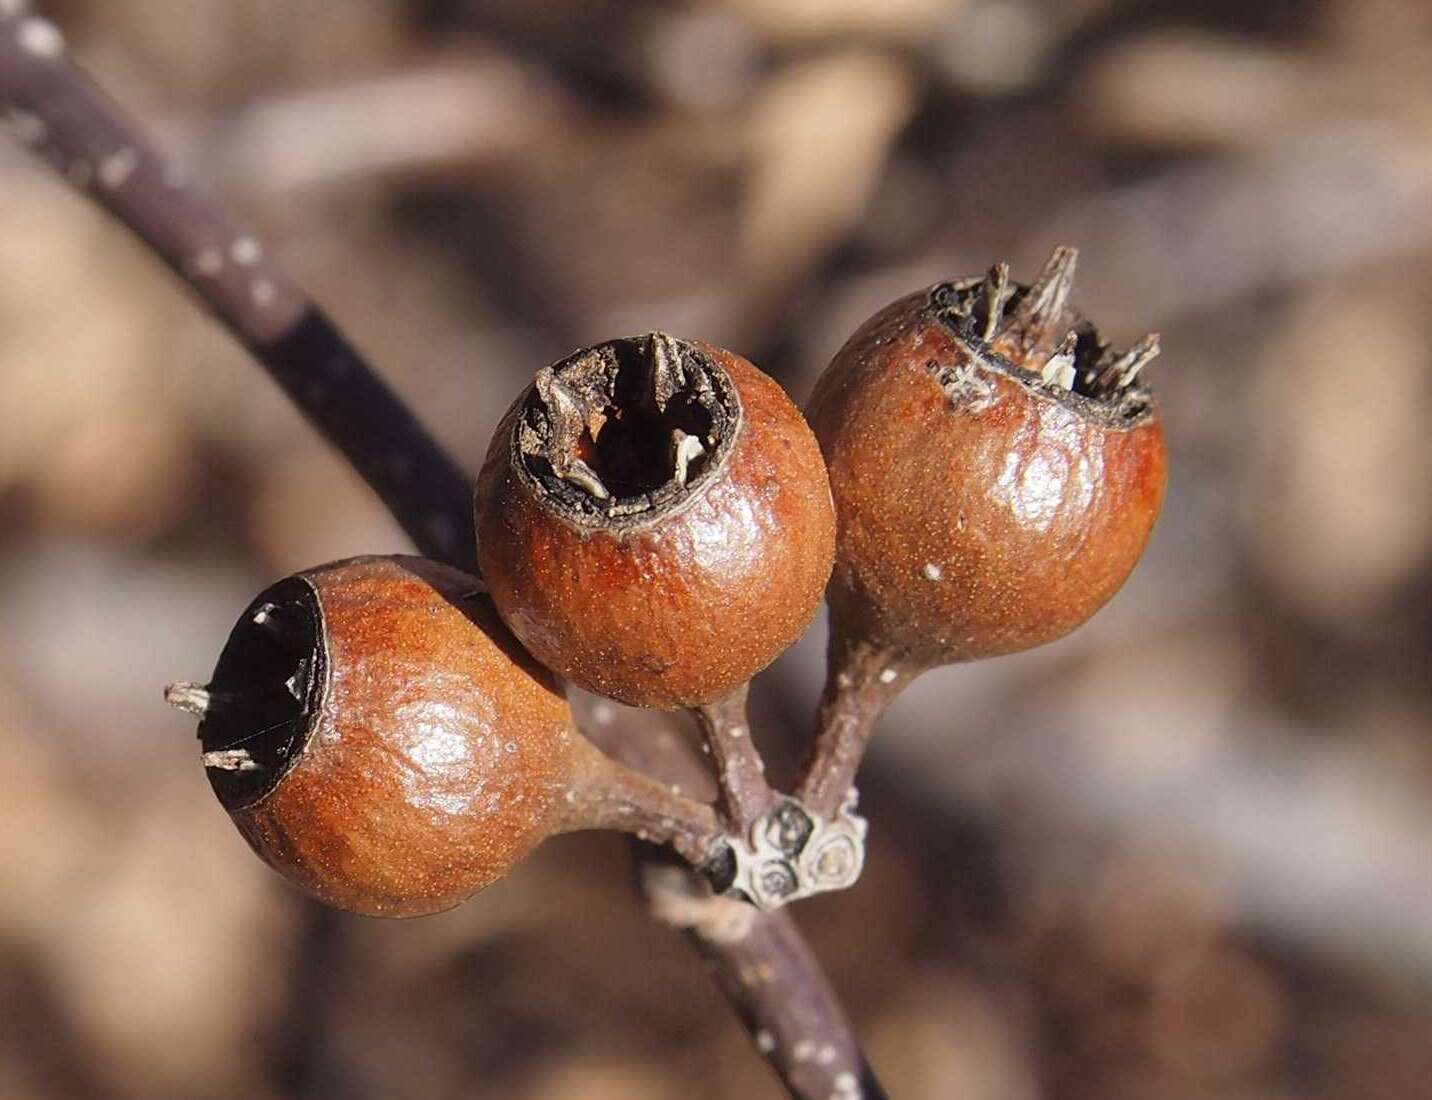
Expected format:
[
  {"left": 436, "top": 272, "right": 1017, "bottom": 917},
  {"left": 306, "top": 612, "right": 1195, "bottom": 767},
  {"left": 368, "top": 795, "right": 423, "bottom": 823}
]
[{"left": 0, "top": 13, "right": 472, "bottom": 564}]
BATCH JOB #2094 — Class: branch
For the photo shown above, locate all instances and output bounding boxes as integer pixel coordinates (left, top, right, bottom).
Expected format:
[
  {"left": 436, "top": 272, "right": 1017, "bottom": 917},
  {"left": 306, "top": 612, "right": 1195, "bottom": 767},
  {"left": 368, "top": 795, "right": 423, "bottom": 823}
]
[
  {"left": 574, "top": 696, "right": 886, "bottom": 1100},
  {"left": 644, "top": 861, "right": 887, "bottom": 1100},
  {"left": 0, "top": 6, "right": 471, "bottom": 566},
  {"left": 559, "top": 749, "right": 722, "bottom": 868},
  {"left": 692, "top": 683, "right": 777, "bottom": 835},
  {"left": 797, "top": 631, "right": 915, "bottom": 820},
  {"left": 0, "top": 10, "right": 886, "bottom": 1098}
]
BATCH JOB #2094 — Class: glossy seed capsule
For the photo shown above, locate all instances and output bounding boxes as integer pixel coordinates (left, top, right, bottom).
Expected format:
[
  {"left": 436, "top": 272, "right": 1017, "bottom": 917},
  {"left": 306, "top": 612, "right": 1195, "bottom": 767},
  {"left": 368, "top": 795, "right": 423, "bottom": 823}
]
[
  {"left": 169, "top": 555, "right": 715, "bottom": 916},
  {"left": 807, "top": 247, "right": 1167, "bottom": 670},
  {"left": 476, "top": 332, "right": 836, "bottom": 709}
]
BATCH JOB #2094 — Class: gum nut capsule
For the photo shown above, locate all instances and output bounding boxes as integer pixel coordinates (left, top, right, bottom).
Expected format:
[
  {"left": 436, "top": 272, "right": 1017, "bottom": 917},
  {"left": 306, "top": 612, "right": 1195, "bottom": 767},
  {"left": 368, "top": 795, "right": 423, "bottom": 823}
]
[
  {"left": 167, "top": 555, "right": 610, "bottom": 917},
  {"left": 475, "top": 332, "right": 836, "bottom": 709},
  {"left": 806, "top": 247, "right": 1167, "bottom": 667}
]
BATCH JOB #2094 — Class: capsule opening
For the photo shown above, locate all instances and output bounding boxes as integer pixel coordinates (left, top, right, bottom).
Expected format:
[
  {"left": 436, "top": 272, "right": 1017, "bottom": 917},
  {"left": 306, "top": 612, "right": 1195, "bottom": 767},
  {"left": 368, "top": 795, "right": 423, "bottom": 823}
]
[
  {"left": 516, "top": 332, "right": 741, "bottom": 527},
  {"left": 197, "top": 576, "right": 324, "bottom": 810}
]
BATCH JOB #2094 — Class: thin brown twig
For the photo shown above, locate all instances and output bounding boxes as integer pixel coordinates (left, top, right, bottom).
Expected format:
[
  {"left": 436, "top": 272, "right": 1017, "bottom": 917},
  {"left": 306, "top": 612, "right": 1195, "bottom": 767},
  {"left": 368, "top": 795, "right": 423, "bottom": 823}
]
[
  {"left": 0, "top": 6, "right": 471, "bottom": 566},
  {"left": 576, "top": 694, "right": 884, "bottom": 1100},
  {"left": 796, "top": 630, "right": 918, "bottom": 821},
  {"left": 692, "top": 683, "right": 778, "bottom": 836},
  {"left": 643, "top": 860, "right": 887, "bottom": 1100},
  {"left": 558, "top": 751, "right": 722, "bottom": 867},
  {"left": 0, "top": 11, "right": 884, "bottom": 1098}
]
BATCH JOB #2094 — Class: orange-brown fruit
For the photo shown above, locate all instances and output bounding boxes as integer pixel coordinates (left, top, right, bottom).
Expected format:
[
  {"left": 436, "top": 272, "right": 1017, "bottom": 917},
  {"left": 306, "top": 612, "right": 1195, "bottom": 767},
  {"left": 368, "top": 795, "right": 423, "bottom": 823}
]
[
  {"left": 807, "top": 247, "right": 1167, "bottom": 669},
  {"left": 168, "top": 555, "right": 716, "bottom": 917},
  {"left": 476, "top": 332, "right": 836, "bottom": 709}
]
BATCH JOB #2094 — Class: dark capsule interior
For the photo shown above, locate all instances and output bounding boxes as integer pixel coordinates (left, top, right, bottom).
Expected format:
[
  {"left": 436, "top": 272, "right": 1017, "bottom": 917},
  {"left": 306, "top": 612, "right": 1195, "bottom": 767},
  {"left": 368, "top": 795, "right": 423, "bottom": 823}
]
[{"left": 198, "top": 576, "right": 325, "bottom": 810}]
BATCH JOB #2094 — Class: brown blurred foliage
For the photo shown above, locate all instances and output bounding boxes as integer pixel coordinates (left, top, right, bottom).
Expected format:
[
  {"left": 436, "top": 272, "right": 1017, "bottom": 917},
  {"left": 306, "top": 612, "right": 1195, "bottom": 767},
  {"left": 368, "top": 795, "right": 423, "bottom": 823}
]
[{"left": 3, "top": 1, "right": 1431, "bottom": 1098}]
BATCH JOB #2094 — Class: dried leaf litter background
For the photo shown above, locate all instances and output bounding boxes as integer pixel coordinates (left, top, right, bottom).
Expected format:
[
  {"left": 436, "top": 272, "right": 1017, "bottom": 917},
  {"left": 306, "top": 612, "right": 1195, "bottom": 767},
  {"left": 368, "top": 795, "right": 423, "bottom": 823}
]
[{"left": 2, "top": 1, "right": 1431, "bottom": 1098}]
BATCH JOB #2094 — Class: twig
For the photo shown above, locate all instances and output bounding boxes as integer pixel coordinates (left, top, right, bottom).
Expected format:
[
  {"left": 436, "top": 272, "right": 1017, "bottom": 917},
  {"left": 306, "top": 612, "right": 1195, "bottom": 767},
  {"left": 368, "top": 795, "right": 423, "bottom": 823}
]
[
  {"left": 692, "top": 683, "right": 778, "bottom": 836},
  {"left": 559, "top": 753, "right": 722, "bottom": 867},
  {"left": 797, "top": 631, "right": 917, "bottom": 821},
  {"left": 0, "top": 6, "right": 471, "bottom": 566},
  {"left": 645, "top": 861, "right": 888, "bottom": 1100},
  {"left": 0, "top": 10, "right": 886, "bottom": 1097},
  {"left": 577, "top": 695, "right": 885, "bottom": 1100},
  {"left": 693, "top": 682, "right": 872, "bottom": 911}
]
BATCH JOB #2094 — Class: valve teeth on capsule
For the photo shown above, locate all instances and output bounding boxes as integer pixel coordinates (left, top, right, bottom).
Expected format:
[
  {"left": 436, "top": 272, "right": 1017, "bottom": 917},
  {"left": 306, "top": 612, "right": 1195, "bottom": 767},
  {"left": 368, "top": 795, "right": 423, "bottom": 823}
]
[
  {"left": 978, "top": 262, "right": 1012, "bottom": 341},
  {"left": 535, "top": 367, "right": 583, "bottom": 457},
  {"left": 996, "top": 246, "right": 1078, "bottom": 358},
  {"left": 647, "top": 330, "right": 682, "bottom": 412},
  {"left": 1117, "top": 334, "right": 1160, "bottom": 388},
  {"left": 1094, "top": 333, "right": 1161, "bottom": 393},
  {"left": 165, "top": 681, "right": 212, "bottom": 718},
  {"left": 536, "top": 367, "right": 613, "bottom": 498},
  {"left": 671, "top": 429, "right": 706, "bottom": 487},
  {"left": 561, "top": 459, "right": 610, "bottom": 499},
  {"left": 203, "top": 748, "right": 260, "bottom": 772},
  {"left": 1040, "top": 331, "right": 1079, "bottom": 390}
]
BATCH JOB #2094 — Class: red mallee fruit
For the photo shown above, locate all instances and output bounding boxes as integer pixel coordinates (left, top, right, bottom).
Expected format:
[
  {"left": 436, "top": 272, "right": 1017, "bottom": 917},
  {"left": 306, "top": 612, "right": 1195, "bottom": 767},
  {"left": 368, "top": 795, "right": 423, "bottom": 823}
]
[
  {"left": 476, "top": 332, "right": 836, "bottom": 709},
  {"left": 807, "top": 247, "right": 1167, "bottom": 668},
  {"left": 168, "top": 555, "right": 713, "bottom": 917}
]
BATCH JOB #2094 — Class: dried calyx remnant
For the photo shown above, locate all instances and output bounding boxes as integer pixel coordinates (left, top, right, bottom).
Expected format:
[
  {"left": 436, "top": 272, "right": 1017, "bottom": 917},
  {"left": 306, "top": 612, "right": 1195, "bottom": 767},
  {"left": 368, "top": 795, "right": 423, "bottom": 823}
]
[
  {"left": 513, "top": 332, "right": 741, "bottom": 527},
  {"left": 164, "top": 577, "right": 323, "bottom": 810},
  {"left": 930, "top": 246, "right": 1160, "bottom": 423}
]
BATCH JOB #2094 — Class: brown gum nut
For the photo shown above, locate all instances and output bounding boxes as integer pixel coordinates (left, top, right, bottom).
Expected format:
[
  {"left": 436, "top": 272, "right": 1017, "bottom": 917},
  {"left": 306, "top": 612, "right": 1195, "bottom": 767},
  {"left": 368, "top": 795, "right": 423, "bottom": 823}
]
[
  {"left": 476, "top": 337, "right": 836, "bottom": 709},
  {"left": 224, "top": 555, "right": 583, "bottom": 917},
  {"left": 807, "top": 290, "right": 1167, "bottom": 666}
]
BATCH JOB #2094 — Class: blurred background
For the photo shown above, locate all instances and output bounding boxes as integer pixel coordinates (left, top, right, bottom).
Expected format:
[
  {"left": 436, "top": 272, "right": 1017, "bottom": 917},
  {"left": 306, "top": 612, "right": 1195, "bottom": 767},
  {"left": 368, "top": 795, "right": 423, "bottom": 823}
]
[{"left": 2, "top": 0, "right": 1431, "bottom": 1097}]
